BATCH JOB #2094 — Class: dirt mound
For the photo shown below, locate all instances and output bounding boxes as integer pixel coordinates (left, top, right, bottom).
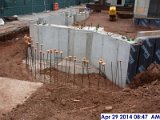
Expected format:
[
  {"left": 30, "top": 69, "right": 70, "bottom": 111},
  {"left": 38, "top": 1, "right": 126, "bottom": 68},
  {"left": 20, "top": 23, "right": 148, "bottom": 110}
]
[
  {"left": 0, "top": 33, "right": 32, "bottom": 81},
  {"left": 1, "top": 78, "right": 160, "bottom": 120},
  {"left": 130, "top": 64, "right": 160, "bottom": 88}
]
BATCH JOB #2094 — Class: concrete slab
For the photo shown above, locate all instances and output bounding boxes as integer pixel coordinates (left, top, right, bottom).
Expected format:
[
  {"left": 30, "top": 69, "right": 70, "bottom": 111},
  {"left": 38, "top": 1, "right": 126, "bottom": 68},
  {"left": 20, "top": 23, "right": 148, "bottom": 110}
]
[{"left": 0, "top": 77, "right": 42, "bottom": 114}]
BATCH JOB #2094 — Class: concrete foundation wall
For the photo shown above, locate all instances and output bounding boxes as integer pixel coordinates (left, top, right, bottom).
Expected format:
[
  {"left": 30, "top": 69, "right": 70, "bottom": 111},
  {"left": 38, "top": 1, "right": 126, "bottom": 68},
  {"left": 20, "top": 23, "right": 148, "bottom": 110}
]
[
  {"left": 30, "top": 24, "right": 131, "bottom": 87},
  {"left": 29, "top": 7, "right": 131, "bottom": 88},
  {"left": 117, "top": 40, "right": 131, "bottom": 87},
  {"left": 69, "top": 29, "right": 93, "bottom": 59}
]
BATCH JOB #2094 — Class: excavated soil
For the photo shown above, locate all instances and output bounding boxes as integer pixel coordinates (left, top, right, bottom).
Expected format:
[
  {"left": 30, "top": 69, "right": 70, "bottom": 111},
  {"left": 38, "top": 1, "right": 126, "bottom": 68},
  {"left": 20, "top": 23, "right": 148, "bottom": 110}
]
[
  {"left": 0, "top": 19, "right": 160, "bottom": 119},
  {"left": 130, "top": 64, "right": 160, "bottom": 88},
  {"left": 74, "top": 11, "right": 159, "bottom": 39},
  {"left": 0, "top": 32, "right": 160, "bottom": 120},
  {"left": 1, "top": 78, "right": 160, "bottom": 120},
  {"left": 0, "top": 33, "right": 32, "bottom": 81}
]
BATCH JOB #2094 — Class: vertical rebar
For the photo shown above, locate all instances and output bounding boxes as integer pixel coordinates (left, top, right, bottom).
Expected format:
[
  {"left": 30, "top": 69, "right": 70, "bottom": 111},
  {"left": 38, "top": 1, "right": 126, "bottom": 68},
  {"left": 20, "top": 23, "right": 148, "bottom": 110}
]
[
  {"left": 36, "top": 42, "right": 39, "bottom": 61},
  {"left": 31, "top": 45, "right": 34, "bottom": 69},
  {"left": 117, "top": 61, "right": 120, "bottom": 86},
  {"left": 68, "top": 56, "right": 72, "bottom": 81},
  {"left": 28, "top": 43, "right": 32, "bottom": 67},
  {"left": 102, "top": 62, "right": 106, "bottom": 87},
  {"left": 40, "top": 44, "right": 43, "bottom": 51},
  {"left": 54, "top": 49, "right": 56, "bottom": 68},
  {"left": 43, "top": 52, "right": 45, "bottom": 82},
  {"left": 82, "top": 59, "right": 85, "bottom": 87},
  {"left": 111, "top": 61, "right": 113, "bottom": 89},
  {"left": 39, "top": 51, "right": 42, "bottom": 75},
  {"left": 55, "top": 50, "right": 59, "bottom": 83},
  {"left": 26, "top": 45, "right": 28, "bottom": 66},
  {"left": 65, "top": 57, "right": 68, "bottom": 84},
  {"left": 34, "top": 48, "right": 37, "bottom": 80},
  {"left": 52, "top": 49, "right": 56, "bottom": 82},
  {"left": 98, "top": 59, "right": 103, "bottom": 89},
  {"left": 60, "top": 51, "right": 63, "bottom": 71},
  {"left": 120, "top": 61, "right": 123, "bottom": 87},
  {"left": 86, "top": 60, "right": 90, "bottom": 88},
  {"left": 46, "top": 50, "right": 50, "bottom": 68},
  {"left": 115, "top": 61, "right": 118, "bottom": 86},
  {"left": 49, "top": 50, "right": 52, "bottom": 83},
  {"left": 73, "top": 57, "right": 76, "bottom": 85},
  {"left": 31, "top": 45, "right": 34, "bottom": 80}
]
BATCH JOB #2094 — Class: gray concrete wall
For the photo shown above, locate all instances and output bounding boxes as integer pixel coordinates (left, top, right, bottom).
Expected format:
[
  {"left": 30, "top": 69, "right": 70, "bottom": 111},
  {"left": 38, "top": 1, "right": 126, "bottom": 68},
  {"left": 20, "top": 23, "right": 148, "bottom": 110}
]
[
  {"left": 30, "top": 24, "right": 131, "bottom": 87},
  {"left": 69, "top": 29, "right": 93, "bottom": 59},
  {"left": 29, "top": 7, "right": 132, "bottom": 87}
]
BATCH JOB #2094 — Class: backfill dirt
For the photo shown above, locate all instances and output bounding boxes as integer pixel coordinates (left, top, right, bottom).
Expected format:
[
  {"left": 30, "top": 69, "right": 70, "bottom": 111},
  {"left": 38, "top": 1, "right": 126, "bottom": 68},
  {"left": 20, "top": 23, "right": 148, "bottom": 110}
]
[{"left": 0, "top": 32, "right": 159, "bottom": 120}]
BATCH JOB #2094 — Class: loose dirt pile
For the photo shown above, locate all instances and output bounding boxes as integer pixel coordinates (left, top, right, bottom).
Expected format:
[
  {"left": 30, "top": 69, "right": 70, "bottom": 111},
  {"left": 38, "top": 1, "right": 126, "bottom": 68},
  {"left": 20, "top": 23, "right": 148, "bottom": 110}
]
[
  {"left": 0, "top": 33, "right": 32, "bottom": 81},
  {"left": 0, "top": 31, "right": 160, "bottom": 120},
  {"left": 130, "top": 64, "right": 160, "bottom": 88},
  {"left": 1, "top": 78, "right": 160, "bottom": 120}
]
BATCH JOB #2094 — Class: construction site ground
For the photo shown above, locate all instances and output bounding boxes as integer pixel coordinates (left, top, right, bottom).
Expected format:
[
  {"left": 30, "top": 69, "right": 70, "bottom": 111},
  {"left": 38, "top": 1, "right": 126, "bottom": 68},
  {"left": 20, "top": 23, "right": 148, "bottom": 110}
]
[
  {"left": 74, "top": 11, "right": 159, "bottom": 39},
  {"left": 0, "top": 11, "right": 160, "bottom": 120}
]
